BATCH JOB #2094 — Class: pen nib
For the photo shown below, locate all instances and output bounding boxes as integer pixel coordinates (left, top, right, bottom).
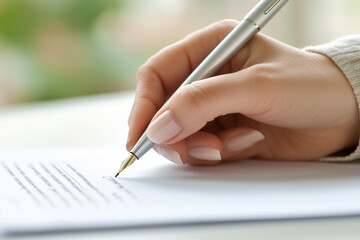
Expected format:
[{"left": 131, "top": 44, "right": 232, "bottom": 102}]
[{"left": 115, "top": 153, "right": 137, "bottom": 177}]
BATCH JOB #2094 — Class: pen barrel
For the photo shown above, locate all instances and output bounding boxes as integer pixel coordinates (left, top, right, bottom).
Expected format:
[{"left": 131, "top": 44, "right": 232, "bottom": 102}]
[
  {"left": 179, "top": 0, "right": 288, "bottom": 87},
  {"left": 180, "top": 20, "right": 258, "bottom": 87},
  {"left": 245, "top": 0, "right": 289, "bottom": 29},
  {"left": 130, "top": 132, "right": 155, "bottom": 159}
]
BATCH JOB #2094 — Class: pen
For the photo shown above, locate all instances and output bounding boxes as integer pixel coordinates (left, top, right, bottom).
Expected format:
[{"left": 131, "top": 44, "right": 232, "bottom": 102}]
[{"left": 115, "top": 0, "right": 289, "bottom": 177}]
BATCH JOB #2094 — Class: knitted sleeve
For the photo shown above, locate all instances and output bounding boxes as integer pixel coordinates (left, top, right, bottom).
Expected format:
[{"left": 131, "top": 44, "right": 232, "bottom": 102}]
[{"left": 304, "top": 35, "right": 360, "bottom": 161}]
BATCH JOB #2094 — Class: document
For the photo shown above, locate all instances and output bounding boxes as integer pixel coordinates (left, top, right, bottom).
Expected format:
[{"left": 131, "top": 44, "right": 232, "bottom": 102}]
[{"left": 1, "top": 145, "right": 360, "bottom": 236}]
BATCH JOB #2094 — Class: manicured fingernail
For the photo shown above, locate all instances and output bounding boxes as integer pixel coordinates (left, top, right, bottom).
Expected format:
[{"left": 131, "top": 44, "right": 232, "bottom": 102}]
[
  {"left": 154, "top": 145, "right": 184, "bottom": 165},
  {"left": 226, "top": 130, "right": 265, "bottom": 152},
  {"left": 147, "top": 110, "right": 182, "bottom": 144},
  {"left": 188, "top": 147, "right": 221, "bottom": 161}
]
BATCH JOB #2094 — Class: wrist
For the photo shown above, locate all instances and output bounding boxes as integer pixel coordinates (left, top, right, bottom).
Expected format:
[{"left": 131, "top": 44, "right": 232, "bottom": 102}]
[{"left": 305, "top": 35, "right": 360, "bottom": 161}]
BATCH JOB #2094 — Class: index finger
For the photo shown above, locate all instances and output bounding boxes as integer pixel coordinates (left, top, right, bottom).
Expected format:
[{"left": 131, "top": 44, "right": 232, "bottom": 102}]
[{"left": 127, "top": 19, "right": 239, "bottom": 150}]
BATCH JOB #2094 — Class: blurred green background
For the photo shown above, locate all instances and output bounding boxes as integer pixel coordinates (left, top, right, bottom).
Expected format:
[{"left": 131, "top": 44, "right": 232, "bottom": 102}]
[{"left": 0, "top": 0, "right": 359, "bottom": 106}]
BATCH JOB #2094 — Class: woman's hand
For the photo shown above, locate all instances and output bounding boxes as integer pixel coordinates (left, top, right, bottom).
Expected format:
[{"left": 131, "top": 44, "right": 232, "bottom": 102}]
[{"left": 126, "top": 20, "right": 359, "bottom": 165}]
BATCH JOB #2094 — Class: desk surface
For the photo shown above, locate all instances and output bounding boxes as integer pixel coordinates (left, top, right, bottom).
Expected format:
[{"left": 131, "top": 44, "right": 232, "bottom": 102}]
[{"left": 0, "top": 92, "right": 360, "bottom": 240}]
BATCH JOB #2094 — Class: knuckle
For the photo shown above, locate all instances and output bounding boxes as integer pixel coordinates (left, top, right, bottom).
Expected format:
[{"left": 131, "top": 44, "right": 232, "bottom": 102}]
[
  {"left": 178, "top": 82, "right": 210, "bottom": 112},
  {"left": 246, "top": 65, "right": 278, "bottom": 116},
  {"left": 134, "top": 64, "right": 164, "bottom": 110},
  {"left": 211, "top": 19, "right": 239, "bottom": 42},
  {"left": 135, "top": 64, "right": 160, "bottom": 94},
  {"left": 251, "top": 65, "right": 270, "bottom": 83},
  {"left": 215, "top": 19, "right": 239, "bottom": 30},
  {"left": 136, "top": 95, "right": 159, "bottom": 111},
  {"left": 135, "top": 64, "right": 150, "bottom": 83}
]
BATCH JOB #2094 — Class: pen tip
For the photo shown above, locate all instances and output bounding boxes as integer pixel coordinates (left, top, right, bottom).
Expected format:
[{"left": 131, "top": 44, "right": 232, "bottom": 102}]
[{"left": 115, "top": 153, "right": 137, "bottom": 178}]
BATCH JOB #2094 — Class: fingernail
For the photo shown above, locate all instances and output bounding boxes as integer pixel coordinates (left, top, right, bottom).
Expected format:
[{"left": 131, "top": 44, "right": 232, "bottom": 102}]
[
  {"left": 226, "top": 130, "right": 265, "bottom": 152},
  {"left": 153, "top": 145, "right": 184, "bottom": 165},
  {"left": 147, "top": 110, "right": 182, "bottom": 144},
  {"left": 188, "top": 147, "right": 221, "bottom": 161}
]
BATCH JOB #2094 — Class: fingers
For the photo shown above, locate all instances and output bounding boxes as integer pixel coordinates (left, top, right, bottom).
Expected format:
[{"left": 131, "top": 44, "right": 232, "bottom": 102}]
[
  {"left": 126, "top": 96, "right": 159, "bottom": 151},
  {"left": 154, "top": 127, "right": 265, "bottom": 166},
  {"left": 153, "top": 141, "right": 187, "bottom": 165},
  {"left": 146, "top": 66, "right": 274, "bottom": 145},
  {"left": 216, "top": 126, "right": 265, "bottom": 161},
  {"left": 154, "top": 132, "right": 222, "bottom": 166},
  {"left": 127, "top": 20, "right": 240, "bottom": 150},
  {"left": 185, "top": 132, "right": 222, "bottom": 165}
]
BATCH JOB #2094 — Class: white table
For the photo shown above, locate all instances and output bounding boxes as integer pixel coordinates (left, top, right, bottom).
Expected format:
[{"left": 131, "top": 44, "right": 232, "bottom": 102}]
[{"left": 1, "top": 91, "right": 360, "bottom": 240}]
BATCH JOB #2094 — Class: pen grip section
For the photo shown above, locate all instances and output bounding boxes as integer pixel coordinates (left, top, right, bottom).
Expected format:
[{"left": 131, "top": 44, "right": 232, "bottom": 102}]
[{"left": 130, "top": 132, "right": 155, "bottom": 159}]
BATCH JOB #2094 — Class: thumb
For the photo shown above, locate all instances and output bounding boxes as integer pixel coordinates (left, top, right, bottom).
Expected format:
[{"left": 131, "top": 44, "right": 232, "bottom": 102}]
[{"left": 146, "top": 66, "right": 273, "bottom": 144}]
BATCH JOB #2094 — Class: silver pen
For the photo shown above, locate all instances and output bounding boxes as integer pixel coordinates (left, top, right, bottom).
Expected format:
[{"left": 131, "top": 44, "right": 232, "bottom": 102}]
[{"left": 115, "top": 0, "right": 289, "bottom": 177}]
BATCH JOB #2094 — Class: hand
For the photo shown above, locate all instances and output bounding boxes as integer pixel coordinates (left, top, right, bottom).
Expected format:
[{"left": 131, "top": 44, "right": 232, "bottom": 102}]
[{"left": 127, "top": 19, "right": 359, "bottom": 165}]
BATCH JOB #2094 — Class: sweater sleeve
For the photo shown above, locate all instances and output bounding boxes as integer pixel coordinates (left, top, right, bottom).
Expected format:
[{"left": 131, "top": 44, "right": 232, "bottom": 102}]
[{"left": 304, "top": 35, "right": 360, "bottom": 161}]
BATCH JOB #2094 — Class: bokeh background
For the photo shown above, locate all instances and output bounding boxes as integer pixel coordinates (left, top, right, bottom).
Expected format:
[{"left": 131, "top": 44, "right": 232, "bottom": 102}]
[{"left": 0, "top": 0, "right": 359, "bottom": 106}]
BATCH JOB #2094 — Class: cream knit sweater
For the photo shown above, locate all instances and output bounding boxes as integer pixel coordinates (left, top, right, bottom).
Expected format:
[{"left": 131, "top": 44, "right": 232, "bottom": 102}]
[{"left": 305, "top": 35, "right": 360, "bottom": 161}]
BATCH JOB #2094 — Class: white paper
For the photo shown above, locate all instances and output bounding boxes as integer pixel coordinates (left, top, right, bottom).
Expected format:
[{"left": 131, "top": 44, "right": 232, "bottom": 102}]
[{"left": 1, "top": 145, "right": 360, "bottom": 236}]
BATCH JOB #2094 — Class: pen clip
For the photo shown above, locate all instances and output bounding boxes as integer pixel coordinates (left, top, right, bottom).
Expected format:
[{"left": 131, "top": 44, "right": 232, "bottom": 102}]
[{"left": 265, "top": 0, "right": 281, "bottom": 14}]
